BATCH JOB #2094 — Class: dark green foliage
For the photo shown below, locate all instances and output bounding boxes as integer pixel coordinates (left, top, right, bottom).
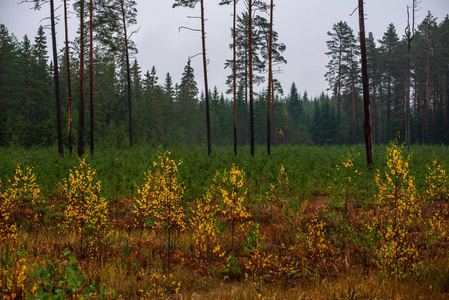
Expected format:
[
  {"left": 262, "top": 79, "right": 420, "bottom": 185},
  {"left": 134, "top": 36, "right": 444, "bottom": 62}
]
[{"left": 1, "top": 7, "right": 449, "bottom": 149}]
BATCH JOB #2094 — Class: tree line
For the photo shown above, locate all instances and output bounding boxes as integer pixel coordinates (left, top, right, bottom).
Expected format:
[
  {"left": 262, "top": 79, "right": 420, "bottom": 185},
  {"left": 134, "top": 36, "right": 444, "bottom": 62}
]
[{"left": 0, "top": 1, "right": 448, "bottom": 154}]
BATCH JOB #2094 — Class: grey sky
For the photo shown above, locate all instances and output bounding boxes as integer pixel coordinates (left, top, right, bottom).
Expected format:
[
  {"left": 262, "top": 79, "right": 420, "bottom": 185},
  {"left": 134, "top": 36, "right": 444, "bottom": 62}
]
[{"left": 1, "top": 0, "right": 448, "bottom": 98}]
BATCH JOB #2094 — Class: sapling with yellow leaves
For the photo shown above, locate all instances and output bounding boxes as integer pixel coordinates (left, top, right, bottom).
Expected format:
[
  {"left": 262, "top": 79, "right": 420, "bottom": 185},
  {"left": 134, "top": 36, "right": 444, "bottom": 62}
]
[
  {"left": 211, "top": 164, "right": 250, "bottom": 249},
  {"left": 1, "top": 165, "right": 42, "bottom": 230},
  {"left": 61, "top": 158, "right": 110, "bottom": 259},
  {"left": 372, "top": 141, "right": 421, "bottom": 277},
  {"left": 189, "top": 192, "right": 224, "bottom": 266},
  {"left": 133, "top": 151, "right": 185, "bottom": 265},
  {"left": 424, "top": 157, "right": 448, "bottom": 245}
]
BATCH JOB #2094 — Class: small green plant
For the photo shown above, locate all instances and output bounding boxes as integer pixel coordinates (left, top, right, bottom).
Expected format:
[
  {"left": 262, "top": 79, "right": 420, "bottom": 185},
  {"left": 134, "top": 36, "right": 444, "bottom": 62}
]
[
  {"left": 0, "top": 243, "right": 27, "bottom": 300},
  {"left": 29, "top": 249, "right": 111, "bottom": 300}
]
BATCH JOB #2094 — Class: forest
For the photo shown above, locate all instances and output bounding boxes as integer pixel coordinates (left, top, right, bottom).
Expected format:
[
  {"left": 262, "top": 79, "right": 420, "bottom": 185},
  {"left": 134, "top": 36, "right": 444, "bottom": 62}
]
[
  {"left": 1, "top": 0, "right": 449, "bottom": 299},
  {"left": 0, "top": 1, "right": 447, "bottom": 152}
]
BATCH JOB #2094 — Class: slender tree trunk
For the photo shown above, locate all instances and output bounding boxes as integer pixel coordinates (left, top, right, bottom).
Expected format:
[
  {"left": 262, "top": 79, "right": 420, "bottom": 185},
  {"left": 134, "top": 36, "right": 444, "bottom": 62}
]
[
  {"left": 271, "top": 79, "right": 275, "bottom": 145},
  {"left": 121, "top": 0, "right": 133, "bottom": 147},
  {"left": 419, "top": 81, "right": 424, "bottom": 144},
  {"left": 233, "top": 0, "right": 237, "bottom": 155},
  {"left": 25, "top": 74, "right": 29, "bottom": 120},
  {"left": 50, "top": 0, "right": 64, "bottom": 157},
  {"left": 433, "top": 76, "right": 436, "bottom": 144},
  {"left": 380, "top": 82, "right": 385, "bottom": 143},
  {"left": 248, "top": 0, "right": 254, "bottom": 156},
  {"left": 405, "top": 38, "right": 412, "bottom": 151},
  {"left": 0, "top": 48, "right": 2, "bottom": 118},
  {"left": 78, "top": 0, "right": 85, "bottom": 157},
  {"left": 89, "top": 0, "right": 94, "bottom": 154},
  {"left": 267, "top": 0, "right": 273, "bottom": 155},
  {"left": 373, "top": 82, "right": 377, "bottom": 144},
  {"left": 387, "top": 65, "right": 391, "bottom": 143},
  {"left": 442, "top": 64, "right": 449, "bottom": 145},
  {"left": 425, "top": 43, "right": 430, "bottom": 144},
  {"left": 244, "top": 54, "right": 248, "bottom": 145},
  {"left": 64, "top": 0, "right": 73, "bottom": 155},
  {"left": 337, "top": 52, "right": 342, "bottom": 145},
  {"left": 200, "top": 0, "right": 211, "bottom": 156},
  {"left": 352, "top": 73, "right": 356, "bottom": 144},
  {"left": 359, "top": 0, "right": 373, "bottom": 166}
]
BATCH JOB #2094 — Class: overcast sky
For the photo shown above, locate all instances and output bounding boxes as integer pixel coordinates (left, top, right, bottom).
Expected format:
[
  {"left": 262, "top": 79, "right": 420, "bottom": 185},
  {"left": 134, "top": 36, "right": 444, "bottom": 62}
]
[{"left": 1, "top": 0, "right": 448, "bottom": 98}]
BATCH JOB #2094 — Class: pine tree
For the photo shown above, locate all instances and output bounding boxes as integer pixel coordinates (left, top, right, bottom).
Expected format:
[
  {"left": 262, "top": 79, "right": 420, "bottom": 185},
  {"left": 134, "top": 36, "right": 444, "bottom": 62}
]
[
  {"left": 379, "top": 24, "right": 399, "bottom": 144},
  {"left": 173, "top": 0, "right": 212, "bottom": 155},
  {"left": 325, "top": 21, "right": 355, "bottom": 145}
]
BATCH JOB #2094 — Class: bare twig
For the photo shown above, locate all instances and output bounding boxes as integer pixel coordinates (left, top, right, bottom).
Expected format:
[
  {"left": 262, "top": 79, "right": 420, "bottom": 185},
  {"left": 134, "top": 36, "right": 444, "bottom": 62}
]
[{"left": 179, "top": 26, "right": 201, "bottom": 32}]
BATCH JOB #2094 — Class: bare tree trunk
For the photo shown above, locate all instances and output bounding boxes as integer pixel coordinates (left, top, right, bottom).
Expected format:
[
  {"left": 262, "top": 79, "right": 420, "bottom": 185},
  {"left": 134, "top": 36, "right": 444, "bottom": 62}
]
[
  {"left": 249, "top": 0, "right": 254, "bottom": 156},
  {"left": 78, "top": 0, "right": 85, "bottom": 157},
  {"left": 25, "top": 73, "right": 29, "bottom": 120},
  {"left": 271, "top": 79, "right": 275, "bottom": 146},
  {"left": 446, "top": 68, "right": 449, "bottom": 144},
  {"left": 387, "top": 65, "right": 391, "bottom": 143},
  {"left": 64, "top": 0, "right": 73, "bottom": 155},
  {"left": 352, "top": 73, "right": 356, "bottom": 144},
  {"left": 359, "top": 0, "right": 373, "bottom": 166},
  {"left": 0, "top": 47, "right": 2, "bottom": 118},
  {"left": 50, "top": 0, "right": 64, "bottom": 157},
  {"left": 267, "top": 0, "right": 273, "bottom": 155},
  {"left": 373, "top": 83, "right": 377, "bottom": 144},
  {"left": 425, "top": 43, "right": 430, "bottom": 144},
  {"left": 405, "top": 38, "right": 412, "bottom": 150},
  {"left": 233, "top": 0, "right": 237, "bottom": 155},
  {"left": 337, "top": 51, "right": 342, "bottom": 145},
  {"left": 121, "top": 0, "right": 133, "bottom": 147},
  {"left": 200, "top": 0, "right": 211, "bottom": 156},
  {"left": 244, "top": 54, "right": 248, "bottom": 146},
  {"left": 89, "top": 0, "right": 94, "bottom": 154},
  {"left": 380, "top": 81, "right": 384, "bottom": 143}
]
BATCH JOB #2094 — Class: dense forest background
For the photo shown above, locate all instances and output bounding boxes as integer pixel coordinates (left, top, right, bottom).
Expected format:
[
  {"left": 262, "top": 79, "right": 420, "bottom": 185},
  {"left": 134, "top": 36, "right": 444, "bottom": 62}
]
[{"left": 0, "top": 2, "right": 448, "bottom": 150}]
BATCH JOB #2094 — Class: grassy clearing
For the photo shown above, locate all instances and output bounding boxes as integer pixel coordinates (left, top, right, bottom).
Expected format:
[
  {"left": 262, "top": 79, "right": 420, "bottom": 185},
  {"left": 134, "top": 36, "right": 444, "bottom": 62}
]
[{"left": 1, "top": 144, "right": 449, "bottom": 299}]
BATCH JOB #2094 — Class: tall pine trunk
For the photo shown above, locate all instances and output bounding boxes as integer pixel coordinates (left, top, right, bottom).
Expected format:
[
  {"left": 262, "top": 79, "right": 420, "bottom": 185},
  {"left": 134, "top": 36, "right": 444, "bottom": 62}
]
[
  {"left": 337, "top": 49, "right": 342, "bottom": 145},
  {"left": 64, "top": 0, "right": 73, "bottom": 155},
  {"left": 248, "top": 0, "right": 254, "bottom": 156},
  {"left": 78, "top": 0, "right": 85, "bottom": 157},
  {"left": 121, "top": 0, "right": 133, "bottom": 147},
  {"left": 444, "top": 64, "right": 449, "bottom": 145},
  {"left": 89, "top": 0, "right": 94, "bottom": 153},
  {"left": 387, "top": 65, "right": 391, "bottom": 143},
  {"left": 233, "top": 0, "right": 237, "bottom": 155},
  {"left": 425, "top": 42, "right": 430, "bottom": 144},
  {"left": 50, "top": 0, "right": 64, "bottom": 156},
  {"left": 200, "top": 0, "right": 211, "bottom": 156},
  {"left": 267, "top": 0, "right": 273, "bottom": 155},
  {"left": 359, "top": 0, "right": 373, "bottom": 166},
  {"left": 405, "top": 38, "right": 412, "bottom": 150},
  {"left": 0, "top": 46, "right": 2, "bottom": 118}
]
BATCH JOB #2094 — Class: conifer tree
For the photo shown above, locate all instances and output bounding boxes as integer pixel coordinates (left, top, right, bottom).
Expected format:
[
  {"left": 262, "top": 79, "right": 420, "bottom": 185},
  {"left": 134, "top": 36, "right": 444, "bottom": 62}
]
[
  {"left": 325, "top": 21, "right": 354, "bottom": 145},
  {"left": 173, "top": 0, "right": 212, "bottom": 155},
  {"left": 379, "top": 24, "right": 399, "bottom": 144},
  {"left": 27, "top": 0, "right": 64, "bottom": 155}
]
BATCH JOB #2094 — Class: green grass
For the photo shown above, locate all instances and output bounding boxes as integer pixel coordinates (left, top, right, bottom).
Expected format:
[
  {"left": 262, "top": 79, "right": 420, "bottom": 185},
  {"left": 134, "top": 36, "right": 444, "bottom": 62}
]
[{"left": 1, "top": 144, "right": 449, "bottom": 299}]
